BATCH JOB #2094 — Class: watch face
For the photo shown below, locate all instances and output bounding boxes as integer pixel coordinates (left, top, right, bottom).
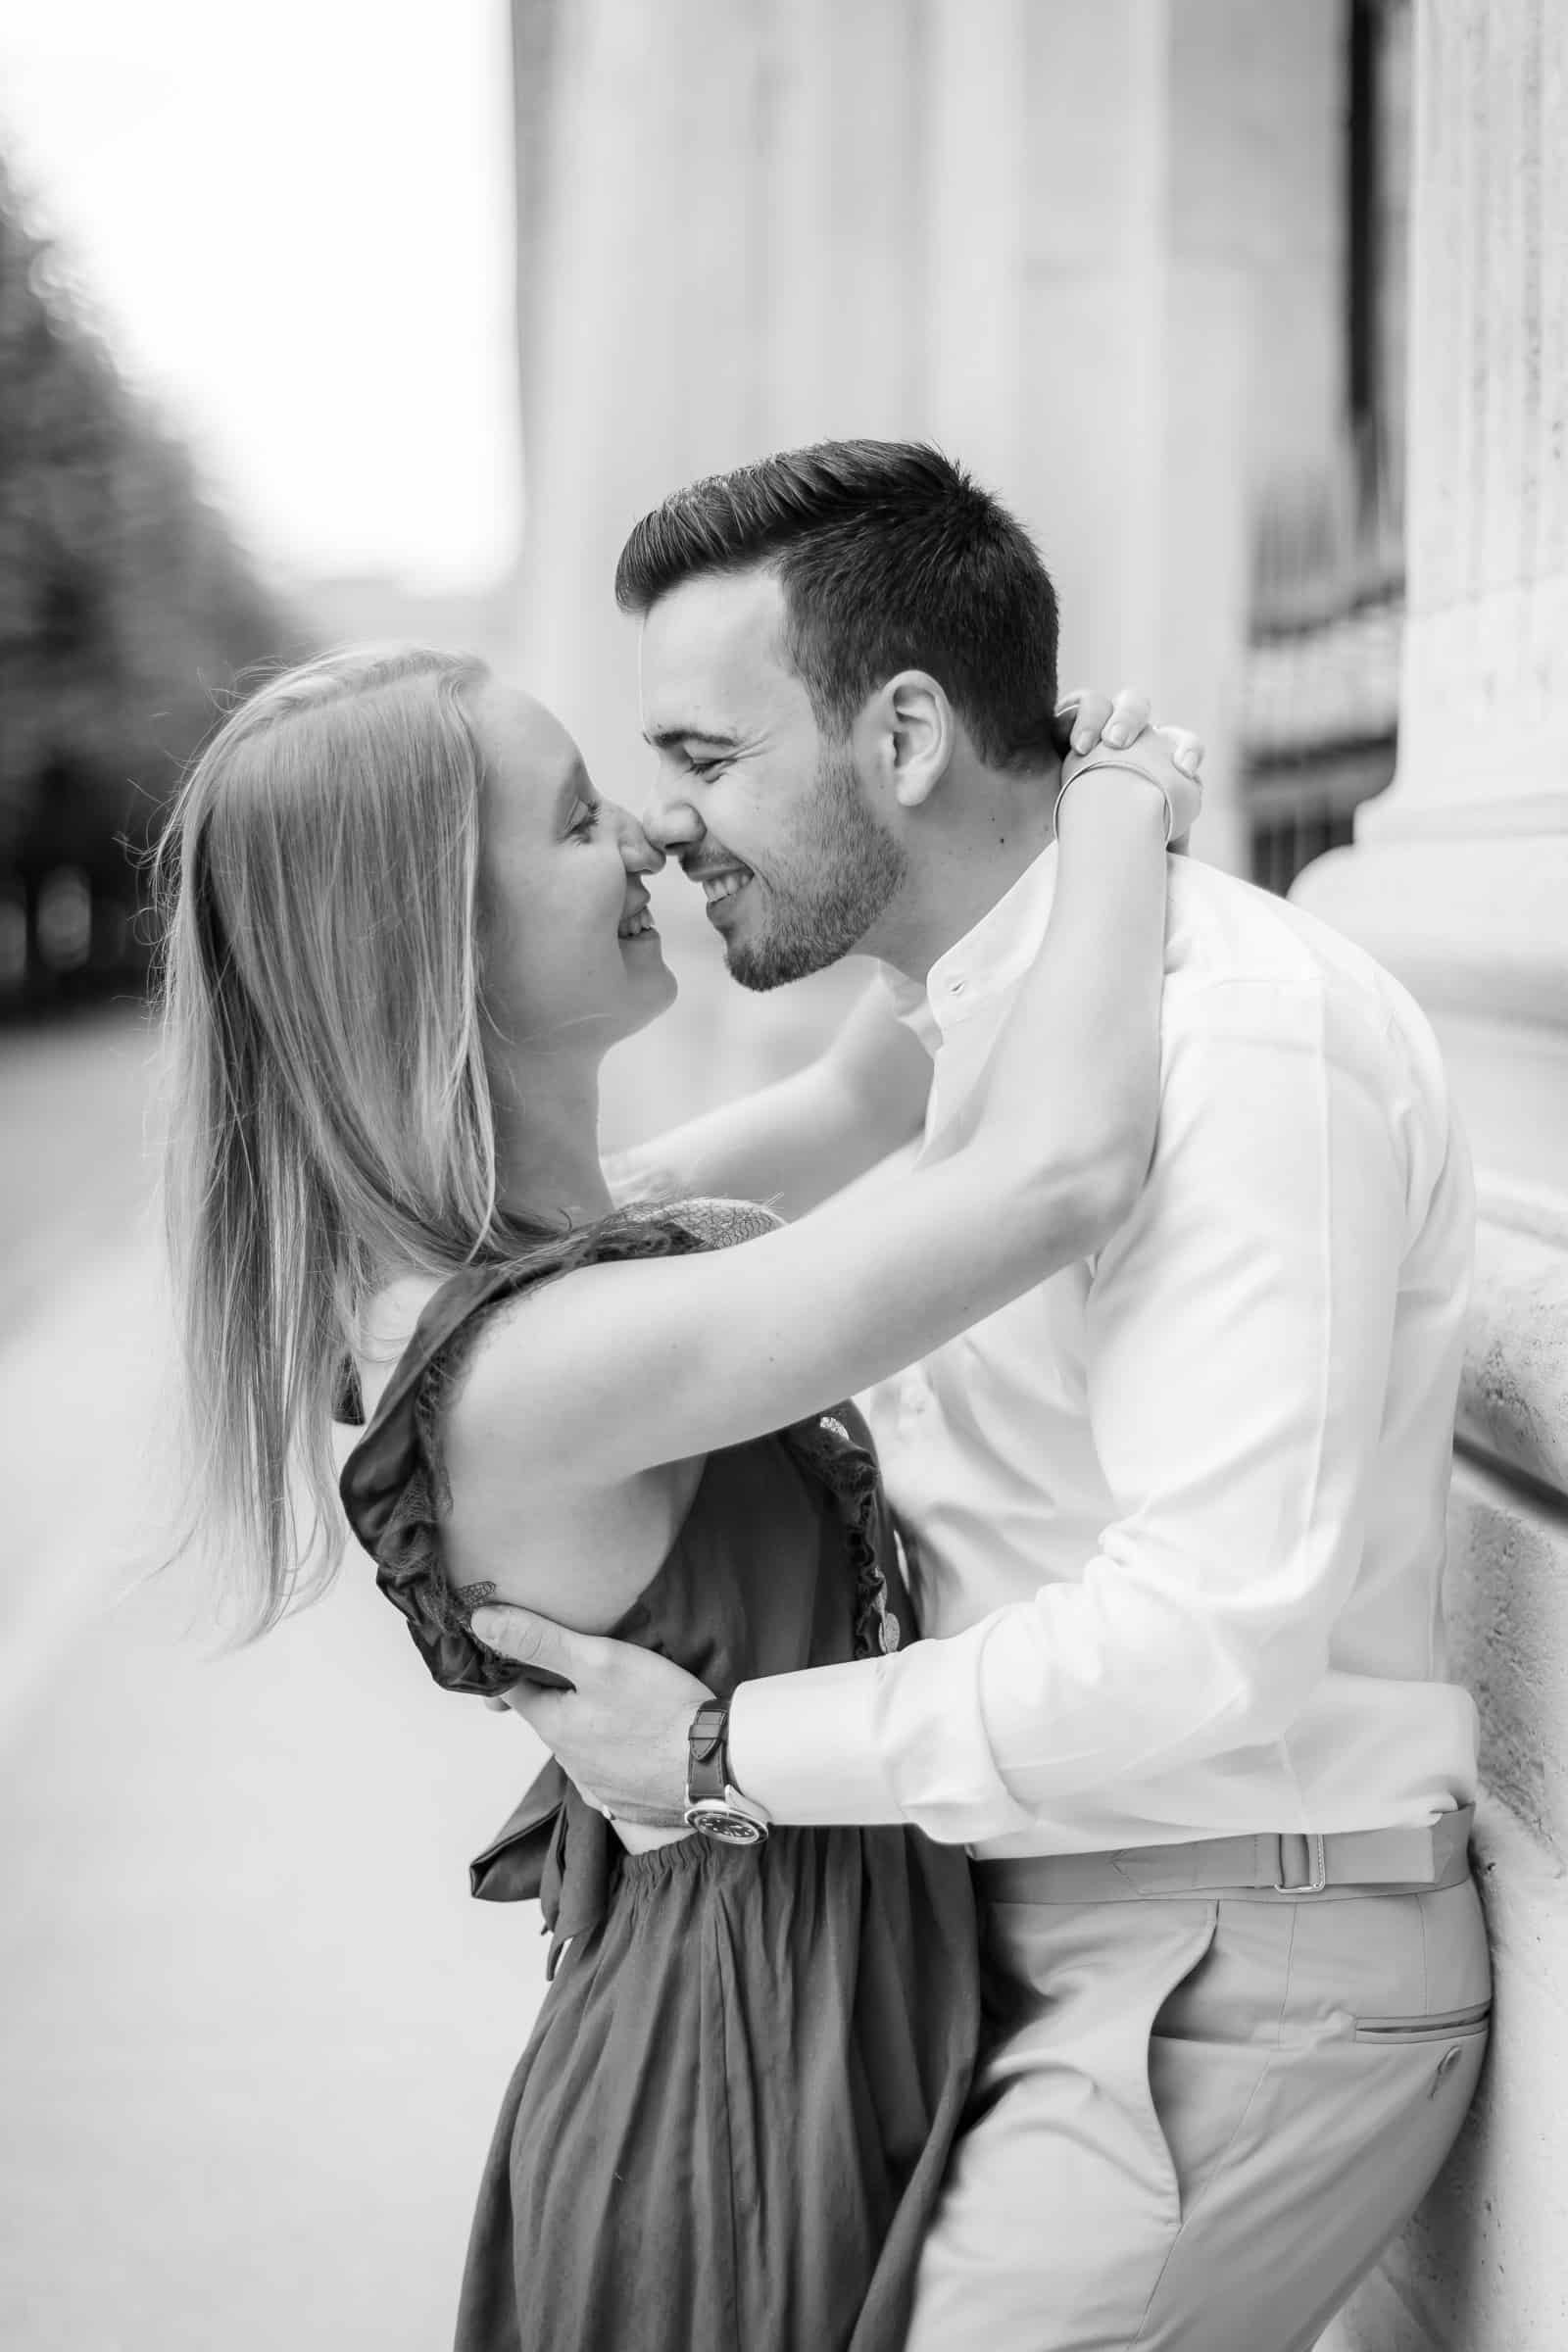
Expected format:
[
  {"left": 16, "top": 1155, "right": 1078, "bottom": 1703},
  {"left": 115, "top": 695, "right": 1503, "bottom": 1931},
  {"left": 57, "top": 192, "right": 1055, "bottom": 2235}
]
[{"left": 685, "top": 1802, "right": 766, "bottom": 1847}]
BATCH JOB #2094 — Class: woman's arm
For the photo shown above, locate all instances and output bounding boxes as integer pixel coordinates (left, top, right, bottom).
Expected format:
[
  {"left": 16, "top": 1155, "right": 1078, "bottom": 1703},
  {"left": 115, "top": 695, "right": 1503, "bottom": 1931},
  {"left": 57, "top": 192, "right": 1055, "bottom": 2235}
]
[
  {"left": 603, "top": 690, "right": 1199, "bottom": 1219},
  {"left": 603, "top": 980, "right": 933, "bottom": 1219},
  {"left": 456, "top": 763, "right": 1178, "bottom": 1489}
]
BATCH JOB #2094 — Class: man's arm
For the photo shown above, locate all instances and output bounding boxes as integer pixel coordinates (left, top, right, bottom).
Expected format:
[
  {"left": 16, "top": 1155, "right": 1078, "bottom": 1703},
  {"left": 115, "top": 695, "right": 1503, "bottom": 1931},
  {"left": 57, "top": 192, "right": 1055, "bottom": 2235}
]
[
  {"left": 725, "top": 980, "right": 1417, "bottom": 1840},
  {"left": 607, "top": 976, "right": 933, "bottom": 1220}
]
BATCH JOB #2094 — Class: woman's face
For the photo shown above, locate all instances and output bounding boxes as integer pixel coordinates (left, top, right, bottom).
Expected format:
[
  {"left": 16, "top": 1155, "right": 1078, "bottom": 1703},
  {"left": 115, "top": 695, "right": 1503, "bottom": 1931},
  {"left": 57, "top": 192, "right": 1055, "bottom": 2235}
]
[{"left": 471, "top": 682, "right": 677, "bottom": 1056}]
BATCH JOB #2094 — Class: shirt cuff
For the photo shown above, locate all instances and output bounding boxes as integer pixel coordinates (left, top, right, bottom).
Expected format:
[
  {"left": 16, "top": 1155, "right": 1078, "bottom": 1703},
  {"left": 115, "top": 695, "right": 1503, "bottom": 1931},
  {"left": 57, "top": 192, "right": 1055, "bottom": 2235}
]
[
  {"left": 727, "top": 1630, "right": 1043, "bottom": 1842},
  {"left": 728, "top": 1659, "right": 908, "bottom": 1826}
]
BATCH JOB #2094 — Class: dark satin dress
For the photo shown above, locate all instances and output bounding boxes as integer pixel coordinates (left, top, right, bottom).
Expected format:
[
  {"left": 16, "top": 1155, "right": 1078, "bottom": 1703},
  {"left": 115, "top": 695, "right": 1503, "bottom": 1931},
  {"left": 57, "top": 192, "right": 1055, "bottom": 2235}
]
[{"left": 337, "top": 1207, "right": 980, "bottom": 2352}]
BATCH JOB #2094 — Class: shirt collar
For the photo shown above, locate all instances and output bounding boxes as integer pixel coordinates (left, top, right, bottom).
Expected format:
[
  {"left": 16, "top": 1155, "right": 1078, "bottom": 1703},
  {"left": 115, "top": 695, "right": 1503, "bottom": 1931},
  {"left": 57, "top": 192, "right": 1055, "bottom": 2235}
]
[{"left": 921, "top": 843, "right": 1060, "bottom": 1039}]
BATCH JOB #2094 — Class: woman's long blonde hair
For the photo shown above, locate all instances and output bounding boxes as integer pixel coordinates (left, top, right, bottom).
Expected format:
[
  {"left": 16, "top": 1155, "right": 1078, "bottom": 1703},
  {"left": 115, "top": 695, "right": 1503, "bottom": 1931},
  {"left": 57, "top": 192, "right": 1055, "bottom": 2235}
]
[{"left": 155, "top": 644, "right": 513, "bottom": 1639}]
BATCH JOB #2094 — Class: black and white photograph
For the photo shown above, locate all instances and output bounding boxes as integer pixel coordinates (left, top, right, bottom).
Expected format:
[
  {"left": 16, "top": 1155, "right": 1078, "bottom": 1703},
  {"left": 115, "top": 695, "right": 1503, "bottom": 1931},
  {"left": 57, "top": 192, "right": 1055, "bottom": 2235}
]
[{"left": 1, "top": 3, "right": 1563, "bottom": 2348}]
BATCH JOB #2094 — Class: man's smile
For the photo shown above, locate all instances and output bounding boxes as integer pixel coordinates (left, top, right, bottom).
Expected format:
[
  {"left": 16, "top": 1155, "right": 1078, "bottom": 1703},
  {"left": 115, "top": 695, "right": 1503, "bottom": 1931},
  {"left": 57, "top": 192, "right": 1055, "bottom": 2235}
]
[{"left": 681, "top": 856, "right": 756, "bottom": 919}]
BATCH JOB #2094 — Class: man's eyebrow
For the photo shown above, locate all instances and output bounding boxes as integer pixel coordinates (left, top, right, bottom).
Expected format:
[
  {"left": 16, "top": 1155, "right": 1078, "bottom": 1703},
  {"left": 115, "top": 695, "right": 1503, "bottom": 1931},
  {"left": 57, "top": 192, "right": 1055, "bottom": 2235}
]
[{"left": 642, "top": 724, "right": 743, "bottom": 752}]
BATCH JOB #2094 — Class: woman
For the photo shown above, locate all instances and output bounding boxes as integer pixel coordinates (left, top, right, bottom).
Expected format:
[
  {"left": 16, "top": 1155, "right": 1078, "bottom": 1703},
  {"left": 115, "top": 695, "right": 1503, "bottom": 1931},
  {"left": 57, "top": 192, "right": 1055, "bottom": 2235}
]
[{"left": 156, "top": 646, "right": 1196, "bottom": 2351}]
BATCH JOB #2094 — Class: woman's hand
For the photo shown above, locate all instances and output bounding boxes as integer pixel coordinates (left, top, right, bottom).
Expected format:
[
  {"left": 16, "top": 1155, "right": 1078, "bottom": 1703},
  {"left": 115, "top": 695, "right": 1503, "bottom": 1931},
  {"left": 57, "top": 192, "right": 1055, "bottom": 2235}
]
[
  {"left": 1054, "top": 686, "right": 1205, "bottom": 848},
  {"left": 1059, "top": 724, "right": 1204, "bottom": 847}
]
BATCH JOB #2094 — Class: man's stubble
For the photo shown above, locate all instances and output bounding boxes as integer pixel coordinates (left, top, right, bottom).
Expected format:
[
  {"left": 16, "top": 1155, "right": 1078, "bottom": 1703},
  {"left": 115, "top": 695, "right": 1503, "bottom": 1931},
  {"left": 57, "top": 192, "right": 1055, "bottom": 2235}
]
[{"left": 726, "top": 742, "right": 907, "bottom": 993}]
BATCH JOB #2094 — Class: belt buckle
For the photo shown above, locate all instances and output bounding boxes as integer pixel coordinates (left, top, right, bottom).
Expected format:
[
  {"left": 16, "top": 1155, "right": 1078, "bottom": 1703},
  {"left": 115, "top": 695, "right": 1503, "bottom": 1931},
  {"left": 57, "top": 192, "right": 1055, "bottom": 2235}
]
[{"left": 1274, "top": 1832, "right": 1328, "bottom": 1894}]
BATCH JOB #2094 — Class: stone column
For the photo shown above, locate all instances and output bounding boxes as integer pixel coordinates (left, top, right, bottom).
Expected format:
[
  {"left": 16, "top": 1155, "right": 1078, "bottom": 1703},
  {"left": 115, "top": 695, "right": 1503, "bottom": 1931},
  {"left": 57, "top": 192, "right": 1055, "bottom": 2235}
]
[{"left": 1293, "top": 6, "right": 1568, "bottom": 2345}]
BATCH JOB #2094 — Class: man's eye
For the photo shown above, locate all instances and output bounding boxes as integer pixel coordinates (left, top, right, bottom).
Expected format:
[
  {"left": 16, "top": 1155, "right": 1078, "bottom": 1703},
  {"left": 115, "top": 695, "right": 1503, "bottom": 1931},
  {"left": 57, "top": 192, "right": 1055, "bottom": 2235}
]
[{"left": 687, "top": 759, "right": 722, "bottom": 782}]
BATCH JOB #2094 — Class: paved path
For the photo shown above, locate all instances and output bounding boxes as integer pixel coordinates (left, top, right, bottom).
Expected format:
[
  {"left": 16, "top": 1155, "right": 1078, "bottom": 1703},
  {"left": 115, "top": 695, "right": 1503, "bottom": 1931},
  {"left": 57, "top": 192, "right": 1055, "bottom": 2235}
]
[
  {"left": 0, "top": 953, "right": 856, "bottom": 2351},
  {"left": 0, "top": 1019, "right": 556, "bottom": 2349}
]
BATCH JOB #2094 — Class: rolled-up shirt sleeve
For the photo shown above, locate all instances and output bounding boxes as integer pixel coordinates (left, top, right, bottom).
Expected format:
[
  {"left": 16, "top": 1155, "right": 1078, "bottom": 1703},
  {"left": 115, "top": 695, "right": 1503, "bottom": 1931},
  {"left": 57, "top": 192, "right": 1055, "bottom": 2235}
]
[{"left": 727, "top": 978, "right": 1416, "bottom": 1842}]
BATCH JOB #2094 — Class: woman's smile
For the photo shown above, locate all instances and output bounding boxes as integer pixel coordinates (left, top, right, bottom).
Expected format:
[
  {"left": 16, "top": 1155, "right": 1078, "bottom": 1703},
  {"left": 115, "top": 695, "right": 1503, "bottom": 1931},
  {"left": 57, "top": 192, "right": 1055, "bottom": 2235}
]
[{"left": 618, "top": 902, "right": 661, "bottom": 943}]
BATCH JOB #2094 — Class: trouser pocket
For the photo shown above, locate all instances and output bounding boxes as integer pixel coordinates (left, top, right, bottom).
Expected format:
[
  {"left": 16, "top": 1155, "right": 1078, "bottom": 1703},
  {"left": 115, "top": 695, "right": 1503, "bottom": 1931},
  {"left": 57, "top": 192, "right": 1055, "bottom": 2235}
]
[
  {"left": 977, "top": 1895, "right": 1222, "bottom": 2222},
  {"left": 1352, "top": 1999, "right": 1492, "bottom": 2043}
]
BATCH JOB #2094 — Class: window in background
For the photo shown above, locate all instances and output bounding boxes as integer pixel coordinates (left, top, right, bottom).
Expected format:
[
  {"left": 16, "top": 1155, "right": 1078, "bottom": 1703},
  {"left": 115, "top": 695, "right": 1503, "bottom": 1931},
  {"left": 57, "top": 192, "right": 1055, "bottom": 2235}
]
[{"left": 1241, "top": 0, "right": 1412, "bottom": 898}]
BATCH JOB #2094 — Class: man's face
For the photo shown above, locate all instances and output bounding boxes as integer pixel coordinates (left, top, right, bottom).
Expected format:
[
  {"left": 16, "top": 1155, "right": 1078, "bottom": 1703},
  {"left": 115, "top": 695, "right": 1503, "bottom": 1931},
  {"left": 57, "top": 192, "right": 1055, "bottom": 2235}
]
[{"left": 637, "top": 567, "right": 906, "bottom": 989}]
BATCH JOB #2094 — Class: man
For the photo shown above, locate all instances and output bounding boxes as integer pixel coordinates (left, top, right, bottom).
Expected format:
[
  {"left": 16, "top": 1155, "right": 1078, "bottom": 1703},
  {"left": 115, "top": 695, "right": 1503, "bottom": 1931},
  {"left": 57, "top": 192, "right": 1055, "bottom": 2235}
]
[{"left": 470, "top": 442, "right": 1488, "bottom": 2350}]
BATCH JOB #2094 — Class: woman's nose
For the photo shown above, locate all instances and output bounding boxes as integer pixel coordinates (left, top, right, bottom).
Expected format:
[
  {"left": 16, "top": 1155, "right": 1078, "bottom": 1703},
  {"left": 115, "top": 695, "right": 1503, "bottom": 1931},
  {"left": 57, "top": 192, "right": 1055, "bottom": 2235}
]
[{"left": 615, "top": 807, "right": 666, "bottom": 875}]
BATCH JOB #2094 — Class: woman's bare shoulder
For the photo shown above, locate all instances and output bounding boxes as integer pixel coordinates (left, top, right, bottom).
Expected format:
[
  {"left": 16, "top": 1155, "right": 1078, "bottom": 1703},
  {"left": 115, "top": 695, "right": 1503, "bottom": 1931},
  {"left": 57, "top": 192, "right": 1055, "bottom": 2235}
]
[
  {"left": 349, "top": 1263, "right": 699, "bottom": 1614},
  {"left": 353, "top": 1199, "right": 783, "bottom": 1486},
  {"left": 353, "top": 1258, "right": 620, "bottom": 1487}
]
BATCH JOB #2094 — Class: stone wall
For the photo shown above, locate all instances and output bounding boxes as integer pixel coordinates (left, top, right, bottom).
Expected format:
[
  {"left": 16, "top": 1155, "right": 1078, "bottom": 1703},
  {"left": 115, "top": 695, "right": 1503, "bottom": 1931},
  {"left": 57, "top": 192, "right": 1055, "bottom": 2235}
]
[{"left": 1294, "top": 5, "right": 1568, "bottom": 2343}]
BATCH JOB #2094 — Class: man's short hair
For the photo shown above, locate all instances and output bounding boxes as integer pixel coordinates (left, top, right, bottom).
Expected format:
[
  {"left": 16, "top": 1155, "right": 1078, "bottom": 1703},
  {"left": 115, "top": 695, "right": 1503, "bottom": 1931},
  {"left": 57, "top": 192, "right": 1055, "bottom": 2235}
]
[{"left": 614, "top": 439, "right": 1059, "bottom": 771}]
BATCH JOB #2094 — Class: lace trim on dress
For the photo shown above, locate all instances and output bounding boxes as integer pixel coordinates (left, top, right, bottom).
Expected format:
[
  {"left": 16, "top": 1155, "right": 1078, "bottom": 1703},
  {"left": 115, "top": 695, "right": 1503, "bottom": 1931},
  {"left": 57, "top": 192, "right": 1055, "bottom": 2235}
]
[
  {"left": 410, "top": 1308, "right": 501, "bottom": 1627},
  {"left": 651, "top": 1195, "right": 786, "bottom": 1250}
]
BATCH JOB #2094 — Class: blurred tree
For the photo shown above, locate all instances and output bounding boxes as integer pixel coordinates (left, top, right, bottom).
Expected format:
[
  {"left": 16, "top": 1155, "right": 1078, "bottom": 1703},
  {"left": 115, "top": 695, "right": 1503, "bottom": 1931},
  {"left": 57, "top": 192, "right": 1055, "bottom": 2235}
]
[{"left": 0, "top": 153, "right": 311, "bottom": 1009}]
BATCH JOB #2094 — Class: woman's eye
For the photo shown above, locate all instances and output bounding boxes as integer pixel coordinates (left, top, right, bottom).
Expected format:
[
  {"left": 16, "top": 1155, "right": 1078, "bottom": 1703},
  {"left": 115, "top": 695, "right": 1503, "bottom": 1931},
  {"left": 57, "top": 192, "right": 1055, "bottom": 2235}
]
[{"left": 570, "top": 801, "right": 602, "bottom": 839}]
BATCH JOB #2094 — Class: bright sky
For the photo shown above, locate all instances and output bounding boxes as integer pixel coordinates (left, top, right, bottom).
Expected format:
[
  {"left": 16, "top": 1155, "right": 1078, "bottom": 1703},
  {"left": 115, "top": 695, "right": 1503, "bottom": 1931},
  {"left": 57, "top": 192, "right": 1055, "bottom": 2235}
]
[{"left": 0, "top": 0, "right": 522, "bottom": 593}]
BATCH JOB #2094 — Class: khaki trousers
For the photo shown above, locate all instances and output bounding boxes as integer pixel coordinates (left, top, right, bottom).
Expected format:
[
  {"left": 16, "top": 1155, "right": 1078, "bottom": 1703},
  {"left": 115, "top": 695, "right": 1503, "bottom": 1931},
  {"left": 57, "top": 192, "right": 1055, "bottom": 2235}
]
[{"left": 905, "top": 1863, "right": 1490, "bottom": 2352}]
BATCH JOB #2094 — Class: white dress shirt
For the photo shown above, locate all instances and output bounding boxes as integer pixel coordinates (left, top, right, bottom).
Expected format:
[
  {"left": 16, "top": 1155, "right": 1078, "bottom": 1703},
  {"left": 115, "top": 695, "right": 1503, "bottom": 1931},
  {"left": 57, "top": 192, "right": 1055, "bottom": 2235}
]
[{"left": 728, "top": 846, "right": 1480, "bottom": 1857}]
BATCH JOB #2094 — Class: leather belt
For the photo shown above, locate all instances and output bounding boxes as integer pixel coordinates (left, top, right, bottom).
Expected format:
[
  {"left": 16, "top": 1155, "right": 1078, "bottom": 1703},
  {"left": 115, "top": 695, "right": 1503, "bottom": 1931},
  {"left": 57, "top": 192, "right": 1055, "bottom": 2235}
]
[{"left": 974, "top": 1806, "right": 1475, "bottom": 1904}]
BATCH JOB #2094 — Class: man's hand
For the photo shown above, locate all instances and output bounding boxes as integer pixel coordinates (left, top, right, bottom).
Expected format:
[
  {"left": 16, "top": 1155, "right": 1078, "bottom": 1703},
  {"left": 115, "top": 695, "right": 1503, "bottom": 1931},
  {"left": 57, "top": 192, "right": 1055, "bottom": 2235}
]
[{"left": 471, "top": 1606, "right": 714, "bottom": 1828}]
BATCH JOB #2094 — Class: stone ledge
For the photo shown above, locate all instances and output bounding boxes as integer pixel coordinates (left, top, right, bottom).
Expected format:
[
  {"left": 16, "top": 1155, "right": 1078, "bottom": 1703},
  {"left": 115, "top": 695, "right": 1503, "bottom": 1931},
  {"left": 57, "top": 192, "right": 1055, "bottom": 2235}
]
[
  {"left": 1459, "top": 1217, "right": 1568, "bottom": 1502},
  {"left": 1445, "top": 1462, "right": 1568, "bottom": 1861},
  {"left": 1292, "top": 832, "right": 1568, "bottom": 1503}
]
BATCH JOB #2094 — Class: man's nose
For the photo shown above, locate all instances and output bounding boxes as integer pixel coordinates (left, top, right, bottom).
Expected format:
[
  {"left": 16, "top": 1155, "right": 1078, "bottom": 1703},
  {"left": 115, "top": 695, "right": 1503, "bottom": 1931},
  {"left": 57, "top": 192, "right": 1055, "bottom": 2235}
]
[{"left": 640, "top": 788, "right": 706, "bottom": 859}]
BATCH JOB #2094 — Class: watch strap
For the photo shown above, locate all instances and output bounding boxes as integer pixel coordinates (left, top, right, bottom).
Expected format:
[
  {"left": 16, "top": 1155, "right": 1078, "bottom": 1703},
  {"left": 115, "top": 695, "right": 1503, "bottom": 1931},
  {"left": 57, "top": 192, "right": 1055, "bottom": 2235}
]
[
  {"left": 687, "top": 1700, "right": 732, "bottom": 1807},
  {"left": 684, "top": 1700, "right": 771, "bottom": 1844}
]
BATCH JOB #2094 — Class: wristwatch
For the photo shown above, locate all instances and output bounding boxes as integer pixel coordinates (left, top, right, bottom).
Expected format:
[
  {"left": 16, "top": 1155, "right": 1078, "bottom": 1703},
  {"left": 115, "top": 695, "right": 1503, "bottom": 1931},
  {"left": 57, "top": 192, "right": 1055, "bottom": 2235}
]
[{"left": 683, "top": 1701, "right": 771, "bottom": 1846}]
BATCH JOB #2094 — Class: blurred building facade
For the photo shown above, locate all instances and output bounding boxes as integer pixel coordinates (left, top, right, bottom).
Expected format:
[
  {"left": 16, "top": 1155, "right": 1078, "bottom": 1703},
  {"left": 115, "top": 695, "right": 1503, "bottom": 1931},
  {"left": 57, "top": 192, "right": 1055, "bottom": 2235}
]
[
  {"left": 511, "top": 5, "right": 1566, "bottom": 2341},
  {"left": 1243, "top": 0, "right": 1410, "bottom": 895},
  {"left": 509, "top": 0, "right": 1409, "bottom": 891}
]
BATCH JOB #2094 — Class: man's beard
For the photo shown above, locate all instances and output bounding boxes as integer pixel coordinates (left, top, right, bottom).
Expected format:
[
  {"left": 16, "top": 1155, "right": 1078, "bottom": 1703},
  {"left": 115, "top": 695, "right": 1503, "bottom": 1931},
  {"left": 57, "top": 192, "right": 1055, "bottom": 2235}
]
[{"left": 726, "top": 743, "right": 906, "bottom": 992}]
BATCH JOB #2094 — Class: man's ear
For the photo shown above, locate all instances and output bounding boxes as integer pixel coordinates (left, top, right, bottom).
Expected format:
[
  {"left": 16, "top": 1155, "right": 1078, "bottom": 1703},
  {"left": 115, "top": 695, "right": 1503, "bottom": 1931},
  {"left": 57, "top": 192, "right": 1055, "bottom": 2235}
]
[{"left": 863, "top": 670, "right": 956, "bottom": 810}]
